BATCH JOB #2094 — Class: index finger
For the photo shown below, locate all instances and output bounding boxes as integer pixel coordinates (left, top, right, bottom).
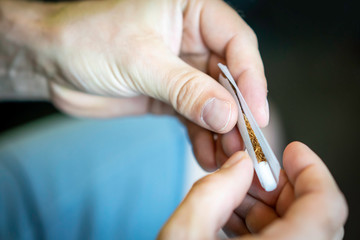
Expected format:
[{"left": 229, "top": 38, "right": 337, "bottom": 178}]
[
  {"left": 200, "top": 0, "right": 268, "bottom": 127},
  {"left": 261, "top": 142, "right": 348, "bottom": 239}
]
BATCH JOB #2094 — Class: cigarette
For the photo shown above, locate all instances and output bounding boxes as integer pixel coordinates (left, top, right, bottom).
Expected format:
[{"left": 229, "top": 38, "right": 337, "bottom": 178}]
[{"left": 218, "top": 63, "right": 281, "bottom": 192}]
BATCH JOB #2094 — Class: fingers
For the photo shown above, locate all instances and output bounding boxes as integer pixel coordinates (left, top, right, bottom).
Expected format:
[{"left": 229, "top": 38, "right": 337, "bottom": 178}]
[
  {"left": 139, "top": 45, "right": 238, "bottom": 134},
  {"left": 284, "top": 142, "right": 348, "bottom": 235},
  {"left": 260, "top": 142, "right": 348, "bottom": 239},
  {"left": 158, "top": 152, "right": 253, "bottom": 239},
  {"left": 166, "top": 63, "right": 238, "bottom": 133},
  {"left": 223, "top": 213, "right": 250, "bottom": 237},
  {"left": 186, "top": 121, "right": 242, "bottom": 171},
  {"left": 283, "top": 142, "right": 337, "bottom": 189},
  {"left": 185, "top": 121, "right": 217, "bottom": 171},
  {"left": 214, "top": 134, "right": 229, "bottom": 168},
  {"left": 275, "top": 181, "right": 295, "bottom": 217},
  {"left": 234, "top": 194, "right": 278, "bottom": 233},
  {"left": 200, "top": 0, "right": 269, "bottom": 127},
  {"left": 247, "top": 170, "right": 288, "bottom": 207},
  {"left": 223, "top": 172, "right": 289, "bottom": 236},
  {"left": 219, "top": 127, "right": 244, "bottom": 158}
]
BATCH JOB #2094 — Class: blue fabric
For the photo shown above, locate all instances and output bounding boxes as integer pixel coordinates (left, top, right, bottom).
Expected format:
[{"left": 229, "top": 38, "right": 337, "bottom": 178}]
[{"left": 0, "top": 115, "right": 187, "bottom": 240}]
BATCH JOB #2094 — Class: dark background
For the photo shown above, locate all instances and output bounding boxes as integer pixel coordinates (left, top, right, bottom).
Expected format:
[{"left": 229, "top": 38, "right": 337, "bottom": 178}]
[
  {"left": 236, "top": 0, "right": 360, "bottom": 239},
  {"left": 1, "top": 0, "right": 359, "bottom": 239}
]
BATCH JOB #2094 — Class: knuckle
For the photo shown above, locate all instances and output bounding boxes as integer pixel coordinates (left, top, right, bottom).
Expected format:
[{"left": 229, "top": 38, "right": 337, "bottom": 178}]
[{"left": 168, "top": 68, "right": 206, "bottom": 114}]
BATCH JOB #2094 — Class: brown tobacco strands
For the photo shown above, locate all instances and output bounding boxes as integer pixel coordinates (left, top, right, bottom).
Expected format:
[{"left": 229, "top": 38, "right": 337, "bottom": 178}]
[{"left": 242, "top": 113, "right": 267, "bottom": 163}]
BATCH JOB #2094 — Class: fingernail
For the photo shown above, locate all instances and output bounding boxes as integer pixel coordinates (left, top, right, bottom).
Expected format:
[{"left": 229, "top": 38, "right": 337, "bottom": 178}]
[
  {"left": 201, "top": 98, "right": 231, "bottom": 132},
  {"left": 222, "top": 152, "right": 249, "bottom": 169}
]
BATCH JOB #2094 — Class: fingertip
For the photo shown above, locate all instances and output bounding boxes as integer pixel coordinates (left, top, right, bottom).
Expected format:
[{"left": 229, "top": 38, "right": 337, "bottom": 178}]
[
  {"left": 250, "top": 95, "right": 269, "bottom": 128},
  {"left": 240, "top": 152, "right": 254, "bottom": 171},
  {"left": 222, "top": 151, "right": 253, "bottom": 170},
  {"left": 247, "top": 98, "right": 269, "bottom": 128},
  {"left": 236, "top": 70, "right": 269, "bottom": 127},
  {"left": 163, "top": 59, "right": 240, "bottom": 134},
  {"left": 283, "top": 141, "right": 326, "bottom": 185},
  {"left": 282, "top": 141, "right": 306, "bottom": 174},
  {"left": 283, "top": 141, "right": 309, "bottom": 168}
]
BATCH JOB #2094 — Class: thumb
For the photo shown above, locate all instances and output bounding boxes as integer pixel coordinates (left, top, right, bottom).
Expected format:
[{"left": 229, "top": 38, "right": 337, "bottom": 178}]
[
  {"left": 139, "top": 50, "right": 238, "bottom": 133},
  {"left": 158, "top": 152, "right": 253, "bottom": 239}
]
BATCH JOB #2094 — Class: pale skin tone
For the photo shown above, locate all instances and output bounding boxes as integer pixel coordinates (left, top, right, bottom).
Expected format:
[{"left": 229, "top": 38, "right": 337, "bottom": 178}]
[
  {"left": 159, "top": 142, "right": 348, "bottom": 240},
  {"left": 0, "top": 1, "right": 348, "bottom": 238},
  {"left": 0, "top": 0, "right": 266, "bottom": 170}
]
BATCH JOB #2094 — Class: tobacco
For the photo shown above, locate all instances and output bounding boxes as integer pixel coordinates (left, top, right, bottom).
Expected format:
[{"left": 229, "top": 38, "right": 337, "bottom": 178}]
[{"left": 243, "top": 113, "right": 267, "bottom": 163}]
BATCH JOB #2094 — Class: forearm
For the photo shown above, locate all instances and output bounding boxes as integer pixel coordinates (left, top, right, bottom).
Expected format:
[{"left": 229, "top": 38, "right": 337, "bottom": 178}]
[{"left": 0, "top": 0, "right": 58, "bottom": 100}]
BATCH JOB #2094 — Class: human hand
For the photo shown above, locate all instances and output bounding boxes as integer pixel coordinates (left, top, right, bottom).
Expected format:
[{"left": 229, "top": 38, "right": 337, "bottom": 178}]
[
  {"left": 158, "top": 142, "right": 348, "bottom": 240},
  {"left": 2, "top": 0, "right": 267, "bottom": 169}
]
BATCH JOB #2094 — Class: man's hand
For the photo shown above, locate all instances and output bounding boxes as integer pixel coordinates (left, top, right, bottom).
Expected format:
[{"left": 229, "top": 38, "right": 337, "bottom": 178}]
[
  {"left": 158, "top": 142, "right": 348, "bottom": 240},
  {"left": 1, "top": 0, "right": 268, "bottom": 169}
]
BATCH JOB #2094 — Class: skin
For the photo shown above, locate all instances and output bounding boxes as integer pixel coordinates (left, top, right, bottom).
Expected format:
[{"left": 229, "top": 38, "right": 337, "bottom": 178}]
[
  {"left": 0, "top": 2, "right": 348, "bottom": 238},
  {"left": 0, "top": 0, "right": 268, "bottom": 170},
  {"left": 158, "top": 142, "right": 348, "bottom": 240}
]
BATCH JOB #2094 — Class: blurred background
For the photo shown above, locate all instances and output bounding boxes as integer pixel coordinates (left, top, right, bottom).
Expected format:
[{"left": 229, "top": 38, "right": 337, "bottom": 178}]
[
  {"left": 237, "top": 0, "right": 360, "bottom": 238},
  {"left": 0, "top": 0, "right": 359, "bottom": 238}
]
